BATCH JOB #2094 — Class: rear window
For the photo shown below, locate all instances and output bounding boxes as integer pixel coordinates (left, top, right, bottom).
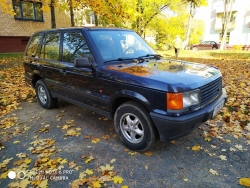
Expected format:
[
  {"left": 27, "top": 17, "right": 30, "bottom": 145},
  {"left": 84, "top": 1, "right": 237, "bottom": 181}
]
[{"left": 26, "top": 33, "right": 42, "bottom": 57}]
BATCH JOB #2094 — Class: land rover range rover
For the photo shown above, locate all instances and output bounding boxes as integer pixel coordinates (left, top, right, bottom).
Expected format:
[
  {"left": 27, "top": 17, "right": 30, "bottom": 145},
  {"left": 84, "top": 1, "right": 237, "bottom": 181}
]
[{"left": 23, "top": 27, "right": 227, "bottom": 151}]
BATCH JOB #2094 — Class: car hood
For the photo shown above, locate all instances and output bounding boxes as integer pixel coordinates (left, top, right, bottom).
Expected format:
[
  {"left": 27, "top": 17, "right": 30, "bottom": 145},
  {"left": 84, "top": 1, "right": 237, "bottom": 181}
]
[{"left": 100, "top": 59, "right": 221, "bottom": 92}]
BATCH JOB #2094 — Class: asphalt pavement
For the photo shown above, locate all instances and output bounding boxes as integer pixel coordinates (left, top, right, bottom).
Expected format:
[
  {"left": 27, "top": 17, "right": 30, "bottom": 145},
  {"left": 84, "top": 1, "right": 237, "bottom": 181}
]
[{"left": 0, "top": 100, "right": 249, "bottom": 188}]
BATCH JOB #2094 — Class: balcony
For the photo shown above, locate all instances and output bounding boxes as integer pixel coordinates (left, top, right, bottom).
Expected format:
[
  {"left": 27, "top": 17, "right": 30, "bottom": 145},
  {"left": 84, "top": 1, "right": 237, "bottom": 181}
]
[{"left": 214, "top": 22, "right": 236, "bottom": 31}]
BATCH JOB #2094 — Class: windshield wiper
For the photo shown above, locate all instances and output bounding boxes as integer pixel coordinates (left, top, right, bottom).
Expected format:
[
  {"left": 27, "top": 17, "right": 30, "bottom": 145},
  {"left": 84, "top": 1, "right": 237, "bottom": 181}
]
[
  {"left": 103, "top": 58, "right": 135, "bottom": 64},
  {"left": 137, "top": 54, "right": 162, "bottom": 63}
]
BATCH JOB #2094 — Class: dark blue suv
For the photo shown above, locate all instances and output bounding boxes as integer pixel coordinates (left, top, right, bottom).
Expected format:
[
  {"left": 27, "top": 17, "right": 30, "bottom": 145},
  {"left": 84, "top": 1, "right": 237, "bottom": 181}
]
[{"left": 23, "top": 27, "right": 227, "bottom": 151}]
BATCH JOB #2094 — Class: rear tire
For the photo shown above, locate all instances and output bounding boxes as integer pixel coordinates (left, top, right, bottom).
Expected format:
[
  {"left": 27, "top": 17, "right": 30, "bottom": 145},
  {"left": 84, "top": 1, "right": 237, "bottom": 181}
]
[
  {"left": 114, "top": 101, "right": 156, "bottom": 151},
  {"left": 192, "top": 47, "right": 198, "bottom": 51},
  {"left": 35, "top": 80, "right": 58, "bottom": 109}
]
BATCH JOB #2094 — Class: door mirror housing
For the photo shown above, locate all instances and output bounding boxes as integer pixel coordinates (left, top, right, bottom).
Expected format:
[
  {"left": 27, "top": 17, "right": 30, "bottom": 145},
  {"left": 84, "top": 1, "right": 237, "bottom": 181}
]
[{"left": 74, "top": 58, "right": 92, "bottom": 68}]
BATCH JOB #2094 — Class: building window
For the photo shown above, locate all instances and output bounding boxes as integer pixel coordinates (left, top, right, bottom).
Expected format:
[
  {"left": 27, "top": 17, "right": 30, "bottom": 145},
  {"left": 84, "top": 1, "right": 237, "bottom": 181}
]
[{"left": 12, "top": 0, "right": 43, "bottom": 21}]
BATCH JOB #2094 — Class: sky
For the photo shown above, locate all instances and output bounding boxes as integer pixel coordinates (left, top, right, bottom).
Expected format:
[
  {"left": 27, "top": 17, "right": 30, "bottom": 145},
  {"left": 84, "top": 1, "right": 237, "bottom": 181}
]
[{"left": 194, "top": 6, "right": 209, "bottom": 21}]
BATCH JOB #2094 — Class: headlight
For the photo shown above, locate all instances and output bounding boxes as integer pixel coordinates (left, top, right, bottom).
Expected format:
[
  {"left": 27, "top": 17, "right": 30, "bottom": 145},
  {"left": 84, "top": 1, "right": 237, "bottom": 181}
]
[
  {"left": 183, "top": 89, "right": 200, "bottom": 107},
  {"left": 166, "top": 89, "right": 200, "bottom": 111}
]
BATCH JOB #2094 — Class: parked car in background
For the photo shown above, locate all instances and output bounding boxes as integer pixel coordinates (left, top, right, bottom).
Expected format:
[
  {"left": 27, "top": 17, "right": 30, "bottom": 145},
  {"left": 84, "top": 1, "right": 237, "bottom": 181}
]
[{"left": 191, "top": 41, "right": 220, "bottom": 50}]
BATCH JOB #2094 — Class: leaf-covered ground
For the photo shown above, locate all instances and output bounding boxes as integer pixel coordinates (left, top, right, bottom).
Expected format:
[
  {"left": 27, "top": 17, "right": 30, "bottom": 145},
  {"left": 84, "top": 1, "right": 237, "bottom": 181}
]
[
  {"left": 0, "top": 52, "right": 250, "bottom": 187},
  {"left": 0, "top": 65, "right": 36, "bottom": 118}
]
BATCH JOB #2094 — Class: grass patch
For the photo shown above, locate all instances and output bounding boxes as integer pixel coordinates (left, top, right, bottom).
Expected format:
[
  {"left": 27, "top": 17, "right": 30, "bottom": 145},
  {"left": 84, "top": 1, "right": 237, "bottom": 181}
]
[
  {"left": 0, "top": 52, "right": 24, "bottom": 59},
  {"left": 209, "top": 50, "right": 250, "bottom": 60},
  {"left": 0, "top": 53, "right": 24, "bottom": 63}
]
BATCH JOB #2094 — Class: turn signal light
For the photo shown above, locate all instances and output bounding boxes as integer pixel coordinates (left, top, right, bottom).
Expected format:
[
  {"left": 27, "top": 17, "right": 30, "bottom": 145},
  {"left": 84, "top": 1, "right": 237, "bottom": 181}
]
[{"left": 166, "top": 93, "right": 183, "bottom": 110}]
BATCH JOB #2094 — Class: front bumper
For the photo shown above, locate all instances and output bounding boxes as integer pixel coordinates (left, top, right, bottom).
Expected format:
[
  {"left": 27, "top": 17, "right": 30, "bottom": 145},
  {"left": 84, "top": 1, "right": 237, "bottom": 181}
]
[{"left": 150, "top": 88, "right": 227, "bottom": 141}]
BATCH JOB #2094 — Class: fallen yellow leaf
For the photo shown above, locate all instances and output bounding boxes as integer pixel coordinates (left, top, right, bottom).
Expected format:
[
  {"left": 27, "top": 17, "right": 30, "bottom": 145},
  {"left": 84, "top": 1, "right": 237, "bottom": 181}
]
[
  {"left": 128, "top": 152, "right": 138, "bottom": 156},
  {"left": 39, "top": 179, "right": 48, "bottom": 187},
  {"left": 24, "top": 158, "right": 31, "bottom": 164},
  {"left": 192, "top": 145, "right": 201, "bottom": 151},
  {"left": 205, "top": 137, "right": 211, "bottom": 142},
  {"left": 218, "top": 155, "right": 227, "bottom": 161},
  {"left": 79, "top": 172, "right": 86, "bottom": 179},
  {"left": 100, "top": 164, "right": 114, "bottom": 171},
  {"left": 85, "top": 158, "right": 92, "bottom": 164},
  {"left": 0, "top": 171, "right": 8, "bottom": 179},
  {"left": 235, "top": 144, "right": 243, "bottom": 151},
  {"left": 92, "top": 138, "right": 100, "bottom": 143},
  {"left": 112, "top": 176, "right": 123, "bottom": 184},
  {"left": 239, "top": 177, "right": 250, "bottom": 187},
  {"left": 13, "top": 140, "right": 20, "bottom": 144},
  {"left": 209, "top": 169, "right": 219, "bottom": 176},
  {"left": 144, "top": 151, "right": 153, "bottom": 156},
  {"left": 85, "top": 169, "right": 94, "bottom": 175},
  {"left": 92, "top": 181, "right": 102, "bottom": 188},
  {"left": 74, "top": 166, "right": 81, "bottom": 170}
]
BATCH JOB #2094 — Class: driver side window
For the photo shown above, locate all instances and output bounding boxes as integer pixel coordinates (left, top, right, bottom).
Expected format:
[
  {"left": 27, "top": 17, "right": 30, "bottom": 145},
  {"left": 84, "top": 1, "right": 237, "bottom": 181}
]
[{"left": 62, "top": 31, "right": 92, "bottom": 63}]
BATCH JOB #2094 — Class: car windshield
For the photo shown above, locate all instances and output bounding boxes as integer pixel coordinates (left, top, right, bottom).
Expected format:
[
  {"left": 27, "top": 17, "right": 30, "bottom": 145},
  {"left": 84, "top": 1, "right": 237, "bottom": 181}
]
[{"left": 88, "top": 30, "right": 156, "bottom": 62}]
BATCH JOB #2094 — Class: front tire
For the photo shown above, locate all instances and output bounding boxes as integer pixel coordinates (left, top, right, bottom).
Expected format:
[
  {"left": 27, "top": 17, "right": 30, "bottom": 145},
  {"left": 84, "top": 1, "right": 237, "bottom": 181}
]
[
  {"left": 114, "top": 101, "right": 156, "bottom": 151},
  {"left": 35, "top": 80, "right": 58, "bottom": 109}
]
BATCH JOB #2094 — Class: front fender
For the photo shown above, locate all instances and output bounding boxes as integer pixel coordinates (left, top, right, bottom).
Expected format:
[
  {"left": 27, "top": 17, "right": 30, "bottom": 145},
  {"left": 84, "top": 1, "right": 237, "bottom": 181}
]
[
  {"left": 120, "top": 90, "right": 150, "bottom": 106},
  {"left": 111, "top": 89, "right": 151, "bottom": 113}
]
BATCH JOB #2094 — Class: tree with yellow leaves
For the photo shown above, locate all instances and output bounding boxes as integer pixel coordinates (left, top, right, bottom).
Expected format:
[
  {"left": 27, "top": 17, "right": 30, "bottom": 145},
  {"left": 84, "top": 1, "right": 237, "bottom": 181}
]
[{"left": 0, "top": 0, "right": 16, "bottom": 16}]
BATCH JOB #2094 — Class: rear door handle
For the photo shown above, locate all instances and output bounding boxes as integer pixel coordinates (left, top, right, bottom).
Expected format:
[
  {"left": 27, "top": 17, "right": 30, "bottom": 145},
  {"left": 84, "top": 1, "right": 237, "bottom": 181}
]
[{"left": 31, "top": 59, "right": 37, "bottom": 64}]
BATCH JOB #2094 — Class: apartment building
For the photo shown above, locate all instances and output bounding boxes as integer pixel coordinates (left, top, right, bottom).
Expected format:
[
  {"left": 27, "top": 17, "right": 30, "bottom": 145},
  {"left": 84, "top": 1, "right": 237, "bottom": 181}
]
[
  {"left": 202, "top": 0, "right": 250, "bottom": 49},
  {"left": 0, "top": 0, "right": 71, "bottom": 53}
]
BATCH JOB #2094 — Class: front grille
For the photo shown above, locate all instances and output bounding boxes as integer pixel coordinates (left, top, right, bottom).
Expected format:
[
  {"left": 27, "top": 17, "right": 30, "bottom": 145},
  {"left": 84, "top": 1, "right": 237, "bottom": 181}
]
[{"left": 200, "top": 77, "right": 222, "bottom": 107}]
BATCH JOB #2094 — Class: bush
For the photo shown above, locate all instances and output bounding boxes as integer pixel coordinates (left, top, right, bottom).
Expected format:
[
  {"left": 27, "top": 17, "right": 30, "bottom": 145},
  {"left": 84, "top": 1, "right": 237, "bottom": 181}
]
[
  {"left": 233, "top": 45, "right": 242, "bottom": 50},
  {"left": 147, "top": 42, "right": 157, "bottom": 50}
]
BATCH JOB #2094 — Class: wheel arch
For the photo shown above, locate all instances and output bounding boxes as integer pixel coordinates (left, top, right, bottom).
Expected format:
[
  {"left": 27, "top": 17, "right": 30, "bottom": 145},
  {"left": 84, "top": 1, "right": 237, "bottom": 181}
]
[
  {"left": 32, "top": 74, "right": 42, "bottom": 88},
  {"left": 111, "top": 90, "right": 151, "bottom": 119}
]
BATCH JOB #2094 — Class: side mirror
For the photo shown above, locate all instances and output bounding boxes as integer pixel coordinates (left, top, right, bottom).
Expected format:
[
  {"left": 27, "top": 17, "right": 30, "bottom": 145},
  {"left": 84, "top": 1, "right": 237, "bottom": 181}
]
[{"left": 74, "top": 57, "right": 92, "bottom": 68}]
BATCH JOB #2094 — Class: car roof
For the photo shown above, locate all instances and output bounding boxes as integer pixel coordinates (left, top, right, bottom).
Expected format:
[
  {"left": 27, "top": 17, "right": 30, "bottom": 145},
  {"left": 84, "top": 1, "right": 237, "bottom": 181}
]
[
  {"left": 203, "top": 41, "right": 216, "bottom": 42},
  {"left": 34, "top": 26, "right": 132, "bottom": 34}
]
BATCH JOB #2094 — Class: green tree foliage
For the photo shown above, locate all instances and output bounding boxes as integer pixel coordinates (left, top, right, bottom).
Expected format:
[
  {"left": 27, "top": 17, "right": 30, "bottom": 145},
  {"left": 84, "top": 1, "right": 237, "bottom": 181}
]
[
  {"left": 81, "top": 0, "right": 183, "bottom": 35},
  {"left": 155, "top": 14, "right": 188, "bottom": 50},
  {"left": 132, "top": 0, "right": 182, "bottom": 36},
  {"left": 188, "top": 19, "right": 205, "bottom": 45}
]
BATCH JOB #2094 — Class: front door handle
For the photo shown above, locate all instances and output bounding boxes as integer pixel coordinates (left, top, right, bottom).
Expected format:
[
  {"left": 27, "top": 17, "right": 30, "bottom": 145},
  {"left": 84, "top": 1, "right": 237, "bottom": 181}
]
[{"left": 59, "top": 69, "right": 67, "bottom": 75}]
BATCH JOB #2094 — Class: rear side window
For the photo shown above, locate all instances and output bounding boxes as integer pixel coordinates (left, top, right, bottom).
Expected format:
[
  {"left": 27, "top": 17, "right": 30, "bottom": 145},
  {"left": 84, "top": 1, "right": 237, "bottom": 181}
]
[
  {"left": 41, "top": 32, "right": 60, "bottom": 61},
  {"left": 26, "top": 33, "right": 42, "bottom": 57},
  {"left": 62, "top": 31, "right": 91, "bottom": 63}
]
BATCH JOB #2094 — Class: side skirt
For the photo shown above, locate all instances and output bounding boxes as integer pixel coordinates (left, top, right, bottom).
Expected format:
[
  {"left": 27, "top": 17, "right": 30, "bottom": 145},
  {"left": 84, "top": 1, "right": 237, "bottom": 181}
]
[{"left": 51, "top": 93, "right": 111, "bottom": 119}]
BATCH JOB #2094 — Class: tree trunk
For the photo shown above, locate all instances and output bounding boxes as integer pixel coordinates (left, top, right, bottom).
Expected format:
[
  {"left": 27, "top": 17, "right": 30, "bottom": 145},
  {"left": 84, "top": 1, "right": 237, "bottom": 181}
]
[
  {"left": 184, "top": 2, "right": 195, "bottom": 49},
  {"left": 220, "top": 0, "right": 233, "bottom": 50},
  {"left": 50, "top": 0, "right": 56, "bottom": 28},
  {"left": 136, "top": 0, "right": 141, "bottom": 35},
  {"left": 69, "top": 0, "right": 75, "bottom": 27},
  {"left": 94, "top": 13, "right": 98, "bottom": 26}
]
